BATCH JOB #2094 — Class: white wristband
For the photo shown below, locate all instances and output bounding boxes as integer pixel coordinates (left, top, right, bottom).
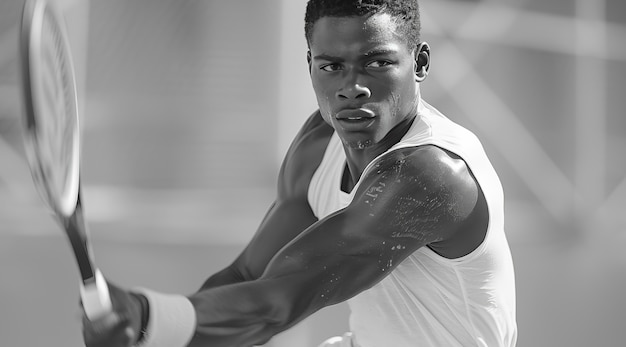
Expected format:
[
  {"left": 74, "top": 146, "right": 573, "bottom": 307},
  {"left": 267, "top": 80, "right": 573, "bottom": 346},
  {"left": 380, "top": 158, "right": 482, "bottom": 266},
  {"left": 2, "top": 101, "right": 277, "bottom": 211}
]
[{"left": 131, "top": 288, "right": 197, "bottom": 347}]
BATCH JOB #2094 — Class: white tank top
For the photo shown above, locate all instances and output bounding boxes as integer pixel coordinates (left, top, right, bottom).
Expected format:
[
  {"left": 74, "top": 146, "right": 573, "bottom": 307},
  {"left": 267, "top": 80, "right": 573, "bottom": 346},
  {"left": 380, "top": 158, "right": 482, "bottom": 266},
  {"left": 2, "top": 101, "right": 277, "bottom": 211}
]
[{"left": 308, "top": 100, "right": 517, "bottom": 347}]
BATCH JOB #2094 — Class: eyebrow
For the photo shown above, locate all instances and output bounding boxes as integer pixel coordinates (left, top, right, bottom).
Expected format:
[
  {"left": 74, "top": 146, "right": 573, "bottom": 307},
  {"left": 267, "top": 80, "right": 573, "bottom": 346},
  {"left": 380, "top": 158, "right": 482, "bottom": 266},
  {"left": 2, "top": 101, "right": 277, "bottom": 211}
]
[
  {"left": 312, "top": 53, "right": 343, "bottom": 62},
  {"left": 313, "top": 48, "right": 399, "bottom": 61},
  {"left": 363, "top": 48, "right": 398, "bottom": 57}
]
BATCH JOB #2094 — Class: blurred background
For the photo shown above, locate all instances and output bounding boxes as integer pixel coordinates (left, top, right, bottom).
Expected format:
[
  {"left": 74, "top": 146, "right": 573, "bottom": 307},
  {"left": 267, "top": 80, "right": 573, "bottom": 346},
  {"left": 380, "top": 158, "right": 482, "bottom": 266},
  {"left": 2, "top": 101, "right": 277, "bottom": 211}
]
[{"left": 1, "top": 0, "right": 625, "bottom": 346}]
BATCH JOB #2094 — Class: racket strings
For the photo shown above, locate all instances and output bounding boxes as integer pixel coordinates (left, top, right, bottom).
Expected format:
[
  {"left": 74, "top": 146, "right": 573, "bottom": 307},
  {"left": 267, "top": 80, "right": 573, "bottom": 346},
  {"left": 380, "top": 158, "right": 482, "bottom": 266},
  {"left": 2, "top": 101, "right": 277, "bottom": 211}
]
[{"left": 34, "top": 7, "right": 79, "bottom": 209}]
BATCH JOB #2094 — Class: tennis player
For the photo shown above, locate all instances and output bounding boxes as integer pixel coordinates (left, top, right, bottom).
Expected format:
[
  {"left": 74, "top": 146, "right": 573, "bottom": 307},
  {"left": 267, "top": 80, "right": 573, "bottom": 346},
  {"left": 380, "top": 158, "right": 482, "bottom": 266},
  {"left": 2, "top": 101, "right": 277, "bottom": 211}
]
[{"left": 82, "top": 0, "right": 517, "bottom": 346}]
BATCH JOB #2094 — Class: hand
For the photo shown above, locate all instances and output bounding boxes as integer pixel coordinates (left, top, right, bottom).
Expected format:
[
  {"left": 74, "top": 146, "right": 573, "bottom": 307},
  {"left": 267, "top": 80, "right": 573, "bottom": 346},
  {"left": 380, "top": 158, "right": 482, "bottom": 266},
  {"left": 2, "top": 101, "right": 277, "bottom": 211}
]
[
  {"left": 81, "top": 281, "right": 145, "bottom": 347},
  {"left": 82, "top": 312, "right": 135, "bottom": 347}
]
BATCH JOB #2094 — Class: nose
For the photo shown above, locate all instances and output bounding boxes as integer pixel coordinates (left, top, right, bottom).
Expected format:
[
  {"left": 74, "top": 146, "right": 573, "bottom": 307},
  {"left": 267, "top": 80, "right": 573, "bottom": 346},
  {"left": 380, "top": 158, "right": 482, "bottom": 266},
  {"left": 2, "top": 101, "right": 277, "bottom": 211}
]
[{"left": 336, "top": 75, "right": 371, "bottom": 100}]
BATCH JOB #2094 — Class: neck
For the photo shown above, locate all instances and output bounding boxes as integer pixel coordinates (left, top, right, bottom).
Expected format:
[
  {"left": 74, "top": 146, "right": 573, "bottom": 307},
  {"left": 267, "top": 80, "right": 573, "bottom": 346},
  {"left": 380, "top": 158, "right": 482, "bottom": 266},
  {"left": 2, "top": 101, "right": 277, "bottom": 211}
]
[
  {"left": 342, "top": 86, "right": 422, "bottom": 191},
  {"left": 343, "top": 107, "right": 419, "bottom": 191}
]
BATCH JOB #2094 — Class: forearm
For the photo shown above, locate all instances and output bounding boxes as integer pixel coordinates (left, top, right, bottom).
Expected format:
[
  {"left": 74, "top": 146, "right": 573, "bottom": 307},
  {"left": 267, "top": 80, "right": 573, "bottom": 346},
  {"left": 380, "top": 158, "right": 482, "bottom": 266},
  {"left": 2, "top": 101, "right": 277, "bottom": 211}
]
[
  {"left": 135, "top": 272, "right": 317, "bottom": 347},
  {"left": 188, "top": 275, "right": 315, "bottom": 347},
  {"left": 129, "top": 266, "right": 260, "bottom": 347}
]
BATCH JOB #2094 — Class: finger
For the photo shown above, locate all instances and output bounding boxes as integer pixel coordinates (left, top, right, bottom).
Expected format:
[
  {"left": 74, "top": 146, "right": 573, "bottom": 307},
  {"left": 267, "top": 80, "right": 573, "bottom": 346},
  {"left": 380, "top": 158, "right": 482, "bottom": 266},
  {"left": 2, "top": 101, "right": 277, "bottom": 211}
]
[{"left": 82, "top": 312, "right": 134, "bottom": 346}]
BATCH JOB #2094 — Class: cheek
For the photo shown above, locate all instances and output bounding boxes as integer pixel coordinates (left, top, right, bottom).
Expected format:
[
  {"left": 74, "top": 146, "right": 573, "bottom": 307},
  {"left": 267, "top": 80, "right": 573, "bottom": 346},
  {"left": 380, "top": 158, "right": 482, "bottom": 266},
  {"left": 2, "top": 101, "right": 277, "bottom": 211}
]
[
  {"left": 315, "top": 92, "right": 330, "bottom": 113},
  {"left": 390, "top": 92, "right": 401, "bottom": 113},
  {"left": 376, "top": 80, "right": 413, "bottom": 115},
  {"left": 390, "top": 76, "right": 417, "bottom": 112},
  {"left": 312, "top": 78, "right": 333, "bottom": 115}
]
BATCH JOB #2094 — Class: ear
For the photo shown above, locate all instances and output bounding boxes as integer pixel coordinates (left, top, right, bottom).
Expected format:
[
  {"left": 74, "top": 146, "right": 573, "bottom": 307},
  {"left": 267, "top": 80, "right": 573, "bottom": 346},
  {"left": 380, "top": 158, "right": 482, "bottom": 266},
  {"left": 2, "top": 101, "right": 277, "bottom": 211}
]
[
  {"left": 307, "top": 50, "right": 312, "bottom": 74},
  {"left": 414, "top": 42, "right": 430, "bottom": 82}
]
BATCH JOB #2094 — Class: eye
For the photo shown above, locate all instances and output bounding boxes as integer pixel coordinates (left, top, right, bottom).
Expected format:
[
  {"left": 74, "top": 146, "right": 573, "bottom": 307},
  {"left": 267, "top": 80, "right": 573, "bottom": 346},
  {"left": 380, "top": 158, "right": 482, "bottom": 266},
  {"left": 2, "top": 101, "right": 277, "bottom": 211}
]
[
  {"left": 320, "top": 63, "right": 342, "bottom": 72},
  {"left": 366, "top": 60, "right": 393, "bottom": 68}
]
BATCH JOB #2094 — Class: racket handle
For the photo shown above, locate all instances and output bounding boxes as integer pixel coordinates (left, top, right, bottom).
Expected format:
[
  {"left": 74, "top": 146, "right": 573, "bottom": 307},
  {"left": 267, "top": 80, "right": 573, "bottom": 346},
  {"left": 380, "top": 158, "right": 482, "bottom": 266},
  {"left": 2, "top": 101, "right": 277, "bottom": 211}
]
[{"left": 80, "top": 268, "right": 113, "bottom": 320}]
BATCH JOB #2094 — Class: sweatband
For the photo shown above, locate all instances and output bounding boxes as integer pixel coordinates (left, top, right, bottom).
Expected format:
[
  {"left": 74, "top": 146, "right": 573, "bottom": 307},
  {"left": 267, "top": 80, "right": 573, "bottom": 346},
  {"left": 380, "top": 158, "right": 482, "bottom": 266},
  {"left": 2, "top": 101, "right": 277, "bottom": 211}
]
[{"left": 132, "top": 288, "right": 197, "bottom": 347}]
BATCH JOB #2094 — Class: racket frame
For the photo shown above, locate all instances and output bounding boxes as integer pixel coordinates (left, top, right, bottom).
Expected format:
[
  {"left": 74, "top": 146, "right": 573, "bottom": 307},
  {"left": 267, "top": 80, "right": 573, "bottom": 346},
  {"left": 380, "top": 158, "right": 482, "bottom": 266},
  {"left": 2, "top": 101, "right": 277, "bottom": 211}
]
[{"left": 20, "top": 0, "right": 112, "bottom": 320}]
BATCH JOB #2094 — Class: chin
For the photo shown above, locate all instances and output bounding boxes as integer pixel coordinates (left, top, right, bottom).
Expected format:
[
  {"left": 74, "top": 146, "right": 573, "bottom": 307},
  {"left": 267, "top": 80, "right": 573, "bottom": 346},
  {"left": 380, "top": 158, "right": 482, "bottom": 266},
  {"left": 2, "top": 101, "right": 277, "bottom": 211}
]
[{"left": 341, "top": 137, "right": 374, "bottom": 150}]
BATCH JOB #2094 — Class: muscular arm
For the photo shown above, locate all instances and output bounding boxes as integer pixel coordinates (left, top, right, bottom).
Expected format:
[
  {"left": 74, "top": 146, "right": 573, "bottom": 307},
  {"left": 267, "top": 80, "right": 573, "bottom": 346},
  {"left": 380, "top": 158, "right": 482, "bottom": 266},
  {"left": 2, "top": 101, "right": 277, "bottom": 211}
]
[
  {"left": 198, "top": 199, "right": 319, "bottom": 290},
  {"left": 185, "top": 145, "right": 481, "bottom": 347},
  {"left": 198, "top": 112, "right": 332, "bottom": 290}
]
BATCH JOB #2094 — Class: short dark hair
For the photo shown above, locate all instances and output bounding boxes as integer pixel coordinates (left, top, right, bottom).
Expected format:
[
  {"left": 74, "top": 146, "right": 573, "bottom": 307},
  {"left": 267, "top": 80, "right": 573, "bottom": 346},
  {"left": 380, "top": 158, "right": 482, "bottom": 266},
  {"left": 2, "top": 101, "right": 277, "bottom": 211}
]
[{"left": 304, "top": 0, "right": 421, "bottom": 51}]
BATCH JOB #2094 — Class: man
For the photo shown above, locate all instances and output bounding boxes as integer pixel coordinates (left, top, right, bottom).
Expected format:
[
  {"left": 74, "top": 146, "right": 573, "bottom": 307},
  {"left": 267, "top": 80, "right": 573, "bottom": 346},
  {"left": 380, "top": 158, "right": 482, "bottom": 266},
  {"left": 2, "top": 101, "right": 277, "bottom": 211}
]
[{"left": 83, "top": 0, "right": 517, "bottom": 346}]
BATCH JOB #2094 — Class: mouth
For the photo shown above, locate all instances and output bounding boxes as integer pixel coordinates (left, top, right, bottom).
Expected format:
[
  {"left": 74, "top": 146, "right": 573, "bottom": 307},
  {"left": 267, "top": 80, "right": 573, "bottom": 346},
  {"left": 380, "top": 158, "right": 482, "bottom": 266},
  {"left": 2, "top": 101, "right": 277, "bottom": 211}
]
[
  {"left": 336, "top": 108, "right": 375, "bottom": 120},
  {"left": 334, "top": 108, "right": 376, "bottom": 130}
]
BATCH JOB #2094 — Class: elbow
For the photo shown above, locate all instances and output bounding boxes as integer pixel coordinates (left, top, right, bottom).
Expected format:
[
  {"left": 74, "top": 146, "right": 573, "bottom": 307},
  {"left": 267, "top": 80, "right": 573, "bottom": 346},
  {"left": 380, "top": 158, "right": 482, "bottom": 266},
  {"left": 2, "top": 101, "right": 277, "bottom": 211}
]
[
  {"left": 259, "top": 282, "right": 313, "bottom": 333},
  {"left": 262, "top": 293, "right": 297, "bottom": 331}
]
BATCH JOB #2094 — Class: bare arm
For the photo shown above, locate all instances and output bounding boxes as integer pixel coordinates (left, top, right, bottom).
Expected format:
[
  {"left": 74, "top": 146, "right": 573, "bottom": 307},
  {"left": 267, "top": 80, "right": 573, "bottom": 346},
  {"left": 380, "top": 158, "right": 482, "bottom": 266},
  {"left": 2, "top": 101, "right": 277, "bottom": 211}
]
[
  {"left": 198, "top": 199, "right": 319, "bottom": 290},
  {"left": 186, "top": 145, "right": 481, "bottom": 347},
  {"left": 198, "top": 111, "right": 332, "bottom": 290}
]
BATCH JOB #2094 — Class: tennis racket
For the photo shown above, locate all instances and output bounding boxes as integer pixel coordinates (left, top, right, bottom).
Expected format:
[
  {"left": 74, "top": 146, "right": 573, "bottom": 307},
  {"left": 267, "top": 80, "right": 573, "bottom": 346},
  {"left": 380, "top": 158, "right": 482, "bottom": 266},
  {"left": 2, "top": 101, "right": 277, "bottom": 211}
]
[{"left": 20, "top": 0, "right": 112, "bottom": 320}]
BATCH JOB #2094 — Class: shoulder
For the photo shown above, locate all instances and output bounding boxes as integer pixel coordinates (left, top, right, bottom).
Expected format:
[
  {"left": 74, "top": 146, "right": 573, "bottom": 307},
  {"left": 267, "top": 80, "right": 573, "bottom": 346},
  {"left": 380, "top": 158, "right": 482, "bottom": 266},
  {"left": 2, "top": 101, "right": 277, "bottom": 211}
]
[
  {"left": 371, "top": 145, "right": 478, "bottom": 194},
  {"left": 386, "top": 145, "right": 489, "bottom": 257},
  {"left": 277, "top": 110, "right": 334, "bottom": 199},
  {"left": 352, "top": 145, "right": 480, "bottom": 242}
]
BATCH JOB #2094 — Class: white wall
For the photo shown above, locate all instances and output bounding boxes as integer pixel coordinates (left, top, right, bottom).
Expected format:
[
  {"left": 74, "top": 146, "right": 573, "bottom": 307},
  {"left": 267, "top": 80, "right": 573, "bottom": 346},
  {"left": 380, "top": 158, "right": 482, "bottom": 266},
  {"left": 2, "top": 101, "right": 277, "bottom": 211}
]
[{"left": 277, "top": 0, "right": 318, "bottom": 161}]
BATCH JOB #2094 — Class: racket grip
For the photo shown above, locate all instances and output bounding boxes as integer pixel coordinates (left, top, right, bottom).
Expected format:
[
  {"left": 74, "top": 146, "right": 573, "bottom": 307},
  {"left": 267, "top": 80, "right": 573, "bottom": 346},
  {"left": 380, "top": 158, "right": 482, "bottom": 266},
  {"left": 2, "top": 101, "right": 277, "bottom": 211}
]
[{"left": 80, "top": 268, "right": 113, "bottom": 320}]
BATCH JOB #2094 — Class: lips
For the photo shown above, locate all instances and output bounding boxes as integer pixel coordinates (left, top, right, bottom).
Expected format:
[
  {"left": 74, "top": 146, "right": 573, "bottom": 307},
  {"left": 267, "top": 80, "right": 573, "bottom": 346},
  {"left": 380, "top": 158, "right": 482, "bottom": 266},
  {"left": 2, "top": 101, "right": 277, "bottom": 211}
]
[
  {"left": 335, "top": 108, "right": 375, "bottom": 120},
  {"left": 334, "top": 108, "right": 375, "bottom": 131}
]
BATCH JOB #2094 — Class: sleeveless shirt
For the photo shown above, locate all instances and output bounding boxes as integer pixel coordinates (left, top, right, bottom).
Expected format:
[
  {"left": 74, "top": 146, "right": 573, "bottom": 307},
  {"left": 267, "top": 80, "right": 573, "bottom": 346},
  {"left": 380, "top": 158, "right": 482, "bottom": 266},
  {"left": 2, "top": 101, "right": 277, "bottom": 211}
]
[{"left": 307, "top": 100, "right": 517, "bottom": 347}]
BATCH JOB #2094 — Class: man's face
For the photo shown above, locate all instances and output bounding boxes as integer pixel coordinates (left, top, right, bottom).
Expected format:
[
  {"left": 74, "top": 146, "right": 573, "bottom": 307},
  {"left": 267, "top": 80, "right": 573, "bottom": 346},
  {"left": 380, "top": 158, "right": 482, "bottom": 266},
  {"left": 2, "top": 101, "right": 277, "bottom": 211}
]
[{"left": 308, "top": 13, "right": 419, "bottom": 149}]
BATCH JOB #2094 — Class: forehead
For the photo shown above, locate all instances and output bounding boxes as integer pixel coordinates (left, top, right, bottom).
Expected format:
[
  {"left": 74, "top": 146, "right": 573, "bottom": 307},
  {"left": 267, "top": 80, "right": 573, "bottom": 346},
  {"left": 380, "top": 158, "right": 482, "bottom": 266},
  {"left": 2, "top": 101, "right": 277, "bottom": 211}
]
[{"left": 309, "top": 13, "right": 409, "bottom": 55}]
